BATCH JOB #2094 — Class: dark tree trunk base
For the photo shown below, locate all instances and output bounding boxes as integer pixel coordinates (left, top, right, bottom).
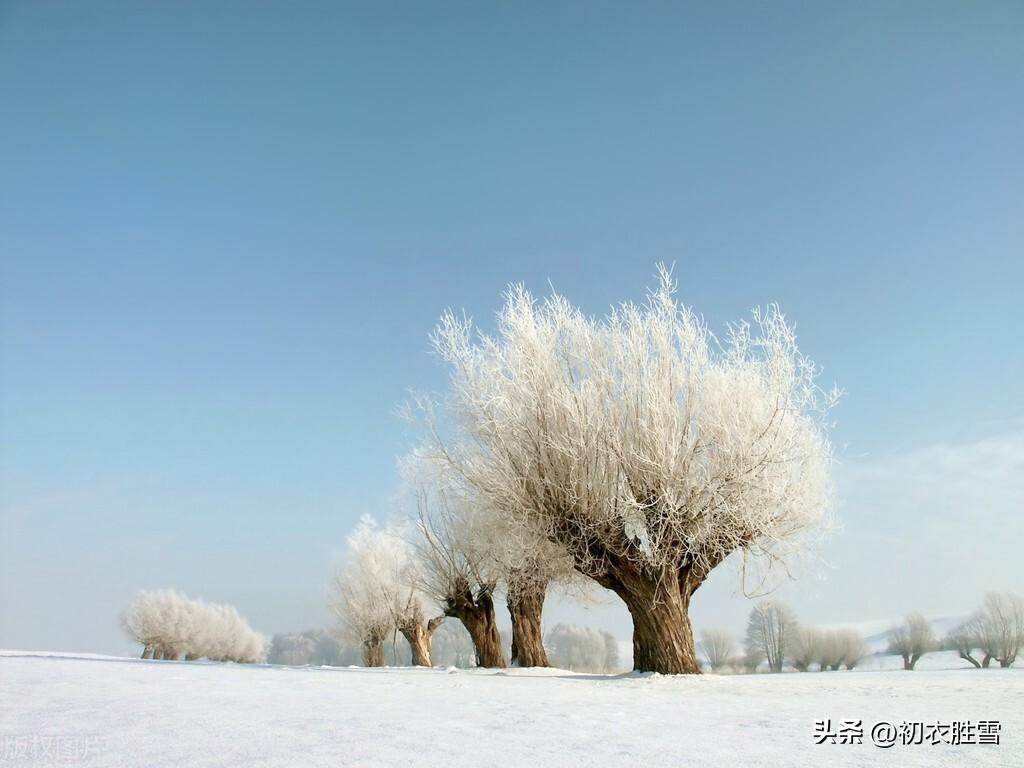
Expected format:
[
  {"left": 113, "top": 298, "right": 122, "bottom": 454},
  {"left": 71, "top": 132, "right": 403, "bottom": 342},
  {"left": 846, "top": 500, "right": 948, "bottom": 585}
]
[
  {"left": 446, "top": 584, "right": 506, "bottom": 668},
  {"left": 601, "top": 565, "right": 702, "bottom": 674},
  {"left": 508, "top": 583, "right": 550, "bottom": 667}
]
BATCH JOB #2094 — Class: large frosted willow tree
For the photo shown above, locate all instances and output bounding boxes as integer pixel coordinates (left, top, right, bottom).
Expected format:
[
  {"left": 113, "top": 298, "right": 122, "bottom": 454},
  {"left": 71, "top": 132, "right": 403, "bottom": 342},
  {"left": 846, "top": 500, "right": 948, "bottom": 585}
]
[{"left": 427, "top": 267, "right": 836, "bottom": 674}]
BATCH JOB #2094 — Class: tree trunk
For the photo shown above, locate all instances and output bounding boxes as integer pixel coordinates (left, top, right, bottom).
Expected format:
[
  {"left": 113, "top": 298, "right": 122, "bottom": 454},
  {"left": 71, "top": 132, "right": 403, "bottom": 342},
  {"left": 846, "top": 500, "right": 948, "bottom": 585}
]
[
  {"left": 982, "top": 653, "right": 992, "bottom": 668},
  {"left": 399, "top": 625, "right": 431, "bottom": 666},
  {"left": 445, "top": 582, "right": 506, "bottom": 668},
  {"left": 462, "top": 609, "right": 505, "bottom": 668},
  {"left": 958, "top": 650, "right": 982, "bottom": 668},
  {"left": 141, "top": 645, "right": 153, "bottom": 659},
  {"left": 399, "top": 616, "right": 445, "bottom": 667},
  {"left": 603, "top": 567, "right": 701, "bottom": 674},
  {"left": 363, "top": 638, "right": 385, "bottom": 667},
  {"left": 999, "top": 657, "right": 1014, "bottom": 668},
  {"left": 508, "top": 581, "right": 550, "bottom": 667}
]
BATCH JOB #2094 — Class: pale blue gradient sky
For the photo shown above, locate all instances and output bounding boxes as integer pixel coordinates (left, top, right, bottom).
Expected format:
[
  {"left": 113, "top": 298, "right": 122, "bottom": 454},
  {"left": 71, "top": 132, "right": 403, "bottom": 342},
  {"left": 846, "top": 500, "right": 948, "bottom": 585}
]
[{"left": 1, "top": 1, "right": 1022, "bottom": 654}]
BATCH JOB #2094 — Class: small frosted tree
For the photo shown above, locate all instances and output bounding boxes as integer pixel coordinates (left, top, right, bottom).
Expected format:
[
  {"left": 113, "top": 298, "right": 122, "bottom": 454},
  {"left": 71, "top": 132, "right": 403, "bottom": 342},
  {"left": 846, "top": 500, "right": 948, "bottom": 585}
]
[
  {"left": 837, "top": 629, "right": 868, "bottom": 670},
  {"left": 740, "top": 648, "right": 764, "bottom": 673},
  {"left": 331, "top": 516, "right": 403, "bottom": 667},
  {"left": 790, "top": 627, "right": 820, "bottom": 672},
  {"left": 699, "top": 628, "right": 736, "bottom": 672},
  {"left": 331, "top": 516, "right": 447, "bottom": 666},
  {"left": 412, "top": 486, "right": 507, "bottom": 668},
  {"left": 744, "top": 602, "right": 798, "bottom": 673},
  {"left": 425, "top": 268, "right": 836, "bottom": 673},
  {"left": 971, "top": 592, "right": 1024, "bottom": 668},
  {"left": 887, "top": 613, "right": 934, "bottom": 670},
  {"left": 946, "top": 622, "right": 983, "bottom": 668}
]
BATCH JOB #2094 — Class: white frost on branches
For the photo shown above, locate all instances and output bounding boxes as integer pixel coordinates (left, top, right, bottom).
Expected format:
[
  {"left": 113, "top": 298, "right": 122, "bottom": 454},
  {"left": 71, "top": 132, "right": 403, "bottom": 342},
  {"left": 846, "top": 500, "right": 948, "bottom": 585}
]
[
  {"left": 331, "top": 516, "right": 407, "bottom": 664},
  {"left": 122, "top": 590, "right": 265, "bottom": 663},
  {"left": 744, "top": 601, "right": 798, "bottom": 673},
  {"left": 424, "top": 265, "right": 837, "bottom": 592}
]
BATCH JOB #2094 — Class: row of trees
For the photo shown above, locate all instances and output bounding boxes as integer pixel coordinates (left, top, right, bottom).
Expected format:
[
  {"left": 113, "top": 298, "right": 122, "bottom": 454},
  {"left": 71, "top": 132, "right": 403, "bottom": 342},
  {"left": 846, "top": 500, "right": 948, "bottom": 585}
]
[
  {"left": 267, "top": 622, "right": 620, "bottom": 673},
  {"left": 123, "top": 271, "right": 838, "bottom": 676},
  {"left": 330, "top": 510, "right": 580, "bottom": 669},
  {"left": 700, "top": 602, "right": 867, "bottom": 673},
  {"left": 886, "top": 592, "right": 1024, "bottom": 670},
  {"left": 122, "top": 590, "right": 265, "bottom": 663},
  {"left": 332, "top": 268, "right": 836, "bottom": 674}
]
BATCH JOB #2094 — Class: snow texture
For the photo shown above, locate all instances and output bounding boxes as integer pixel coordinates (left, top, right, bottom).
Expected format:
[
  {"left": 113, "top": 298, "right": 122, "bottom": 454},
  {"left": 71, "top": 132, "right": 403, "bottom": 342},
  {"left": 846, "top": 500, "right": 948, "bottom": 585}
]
[{"left": 1, "top": 651, "right": 1021, "bottom": 767}]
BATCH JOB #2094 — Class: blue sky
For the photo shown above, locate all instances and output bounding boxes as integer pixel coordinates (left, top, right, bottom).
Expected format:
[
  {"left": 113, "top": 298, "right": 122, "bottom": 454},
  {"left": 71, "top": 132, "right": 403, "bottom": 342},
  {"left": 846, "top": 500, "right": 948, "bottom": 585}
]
[{"left": 1, "top": 1, "right": 1022, "bottom": 654}]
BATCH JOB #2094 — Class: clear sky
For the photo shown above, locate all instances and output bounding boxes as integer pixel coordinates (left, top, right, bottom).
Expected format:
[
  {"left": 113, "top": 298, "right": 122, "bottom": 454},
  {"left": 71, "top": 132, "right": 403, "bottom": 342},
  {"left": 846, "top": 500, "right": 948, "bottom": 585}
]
[{"left": 2, "top": 1, "right": 1022, "bottom": 654}]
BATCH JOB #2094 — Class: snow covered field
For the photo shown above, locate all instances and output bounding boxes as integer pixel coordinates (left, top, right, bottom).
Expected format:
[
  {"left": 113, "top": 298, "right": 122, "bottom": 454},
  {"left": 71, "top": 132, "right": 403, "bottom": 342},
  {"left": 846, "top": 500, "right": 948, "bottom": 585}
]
[{"left": 2, "top": 651, "right": 1021, "bottom": 767}]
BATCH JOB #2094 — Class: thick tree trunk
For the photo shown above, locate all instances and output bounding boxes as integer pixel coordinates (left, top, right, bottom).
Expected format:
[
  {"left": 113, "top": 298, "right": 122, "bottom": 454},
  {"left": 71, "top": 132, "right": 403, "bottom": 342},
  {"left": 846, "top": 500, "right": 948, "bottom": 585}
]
[
  {"left": 445, "top": 582, "right": 506, "bottom": 668},
  {"left": 604, "top": 568, "right": 701, "bottom": 674},
  {"left": 982, "top": 653, "right": 993, "bottom": 668},
  {"left": 363, "top": 638, "right": 385, "bottom": 667},
  {"left": 508, "top": 581, "right": 550, "bottom": 668},
  {"left": 461, "top": 609, "right": 505, "bottom": 668},
  {"left": 399, "top": 616, "right": 445, "bottom": 667},
  {"left": 999, "top": 657, "right": 1014, "bottom": 668},
  {"left": 399, "top": 625, "right": 432, "bottom": 666}
]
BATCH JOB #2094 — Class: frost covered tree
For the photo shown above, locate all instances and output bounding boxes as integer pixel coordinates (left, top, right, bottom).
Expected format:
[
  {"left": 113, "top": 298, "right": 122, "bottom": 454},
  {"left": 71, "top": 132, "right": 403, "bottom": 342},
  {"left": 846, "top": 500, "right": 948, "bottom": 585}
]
[
  {"left": 744, "top": 602, "right": 798, "bottom": 673},
  {"left": 970, "top": 592, "right": 1024, "bottom": 668},
  {"left": 423, "top": 268, "right": 836, "bottom": 673},
  {"left": 331, "top": 517, "right": 404, "bottom": 667},
  {"left": 887, "top": 613, "right": 934, "bottom": 670},
  {"left": 402, "top": 454, "right": 574, "bottom": 668},
  {"left": 331, "top": 516, "right": 448, "bottom": 667},
  {"left": 836, "top": 629, "right": 868, "bottom": 670},
  {"left": 790, "top": 627, "right": 820, "bottom": 672},
  {"left": 545, "top": 624, "right": 621, "bottom": 673},
  {"left": 122, "top": 590, "right": 264, "bottom": 663},
  {"left": 808, "top": 628, "right": 867, "bottom": 671},
  {"left": 412, "top": 487, "right": 507, "bottom": 668},
  {"left": 699, "top": 628, "right": 736, "bottom": 672},
  {"left": 946, "top": 622, "right": 984, "bottom": 669},
  {"left": 740, "top": 649, "right": 763, "bottom": 674}
]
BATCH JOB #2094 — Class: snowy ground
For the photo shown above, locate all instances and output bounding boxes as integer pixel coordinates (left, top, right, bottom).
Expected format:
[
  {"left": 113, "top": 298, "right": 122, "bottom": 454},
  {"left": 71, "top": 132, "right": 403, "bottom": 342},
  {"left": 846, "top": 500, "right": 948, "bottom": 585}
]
[{"left": 1, "top": 651, "right": 1021, "bottom": 767}]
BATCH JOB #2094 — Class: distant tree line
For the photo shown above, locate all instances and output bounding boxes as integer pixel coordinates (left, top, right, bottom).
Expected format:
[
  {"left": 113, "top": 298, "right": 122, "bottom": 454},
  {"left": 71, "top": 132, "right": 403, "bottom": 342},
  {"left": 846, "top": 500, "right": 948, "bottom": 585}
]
[{"left": 699, "top": 601, "right": 867, "bottom": 674}]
